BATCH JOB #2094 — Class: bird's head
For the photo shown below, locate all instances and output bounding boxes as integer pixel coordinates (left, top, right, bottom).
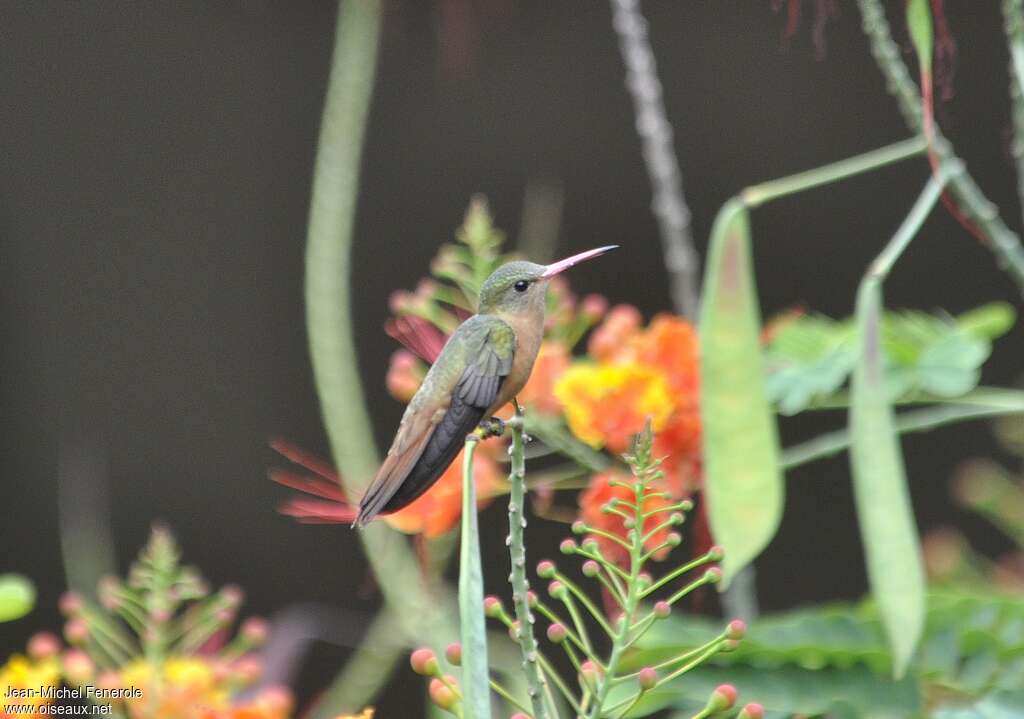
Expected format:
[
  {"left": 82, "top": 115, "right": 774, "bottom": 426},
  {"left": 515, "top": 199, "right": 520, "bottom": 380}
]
[{"left": 477, "top": 246, "right": 618, "bottom": 316}]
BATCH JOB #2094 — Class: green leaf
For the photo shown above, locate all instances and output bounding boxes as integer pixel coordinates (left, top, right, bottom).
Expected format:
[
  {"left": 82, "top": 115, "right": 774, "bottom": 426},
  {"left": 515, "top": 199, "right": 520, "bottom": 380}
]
[
  {"left": 930, "top": 690, "right": 1024, "bottom": 719},
  {"left": 850, "top": 282, "right": 926, "bottom": 678},
  {"left": 907, "top": 0, "right": 934, "bottom": 69},
  {"left": 764, "top": 315, "right": 857, "bottom": 415},
  {"left": 458, "top": 440, "right": 492, "bottom": 719},
  {"left": 699, "top": 199, "right": 783, "bottom": 586},
  {"left": 0, "top": 574, "right": 35, "bottom": 622},
  {"left": 956, "top": 302, "right": 1016, "bottom": 341}
]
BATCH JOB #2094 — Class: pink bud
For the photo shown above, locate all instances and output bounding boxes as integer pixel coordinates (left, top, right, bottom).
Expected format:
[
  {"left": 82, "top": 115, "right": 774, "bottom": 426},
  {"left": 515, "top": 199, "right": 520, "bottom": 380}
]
[
  {"left": 232, "top": 655, "right": 263, "bottom": 683},
  {"left": 483, "top": 596, "right": 504, "bottom": 618},
  {"left": 559, "top": 539, "right": 577, "bottom": 555},
  {"left": 707, "top": 545, "right": 725, "bottom": 561},
  {"left": 571, "top": 520, "right": 587, "bottom": 535},
  {"left": 511, "top": 714, "right": 531, "bottom": 719},
  {"left": 721, "top": 639, "right": 740, "bottom": 652},
  {"left": 704, "top": 567, "right": 722, "bottom": 584},
  {"left": 653, "top": 601, "right": 671, "bottom": 619},
  {"left": 220, "top": 584, "right": 244, "bottom": 607},
  {"left": 445, "top": 643, "right": 462, "bottom": 666},
  {"left": 547, "top": 623, "right": 567, "bottom": 643},
  {"left": 526, "top": 591, "right": 538, "bottom": 608},
  {"left": 410, "top": 648, "right": 438, "bottom": 676},
  {"left": 581, "top": 560, "right": 600, "bottom": 577},
  {"left": 536, "top": 560, "right": 556, "bottom": 579},
  {"left": 637, "top": 667, "right": 658, "bottom": 691},
  {"left": 241, "top": 617, "right": 270, "bottom": 645},
  {"left": 64, "top": 618, "right": 89, "bottom": 644},
  {"left": 665, "top": 532, "right": 682, "bottom": 547},
  {"left": 548, "top": 580, "right": 567, "bottom": 599},
  {"left": 59, "top": 592, "right": 83, "bottom": 617},
  {"left": 708, "top": 684, "right": 737, "bottom": 711},
  {"left": 738, "top": 703, "right": 765, "bottom": 719},
  {"left": 429, "top": 676, "right": 458, "bottom": 710},
  {"left": 61, "top": 650, "right": 94, "bottom": 683},
  {"left": 28, "top": 632, "right": 60, "bottom": 659},
  {"left": 726, "top": 619, "right": 747, "bottom": 641},
  {"left": 581, "top": 294, "right": 609, "bottom": 319}
]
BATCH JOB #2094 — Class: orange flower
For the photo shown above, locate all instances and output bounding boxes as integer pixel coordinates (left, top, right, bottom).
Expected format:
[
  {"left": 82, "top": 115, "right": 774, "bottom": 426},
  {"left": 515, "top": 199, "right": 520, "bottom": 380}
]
[
  {"left": 587, "top": 305, "right": 643, "bottom": 361},
  {"left": 386, "top": 350, "right": 426, "bottom": 402},
  {"left": 578, "top": 471, "right": 675, "bottom": 566},
  {"left": 631, "top": 315, "right": 699, "bottom": 399},
  {"left": 555, "top": 362, "right": 674, "bottom": 453},
  {"left": 517, "top": 342, "right": 571, "bottom": 415}
]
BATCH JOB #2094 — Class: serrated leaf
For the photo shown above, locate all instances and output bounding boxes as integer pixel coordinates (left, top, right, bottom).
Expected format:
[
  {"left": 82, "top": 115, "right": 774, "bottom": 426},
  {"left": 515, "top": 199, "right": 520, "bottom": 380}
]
[
  {"left": 699, "top": 199, "right": 783, "bottom": 586},
  {"left": 764, "top": 315, "right": 857, "bottom": 415},
  {"left": 850, "top": 282, "right": 926, "bottom": 678},
  {"left": 0, "top": 574, "right": 35, "bottom": 622}
]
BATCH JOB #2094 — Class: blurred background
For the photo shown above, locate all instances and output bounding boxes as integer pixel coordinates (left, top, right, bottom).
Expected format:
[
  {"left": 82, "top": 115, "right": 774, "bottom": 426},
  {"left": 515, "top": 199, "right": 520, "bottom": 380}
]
[{"left": 2, "top": 1, "right": 1022, "bottom": 714}]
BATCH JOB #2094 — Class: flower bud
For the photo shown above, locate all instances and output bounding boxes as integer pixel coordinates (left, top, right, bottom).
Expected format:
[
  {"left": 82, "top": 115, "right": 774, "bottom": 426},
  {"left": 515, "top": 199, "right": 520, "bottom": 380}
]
[
  {"left": 445, "top": 643, "right": 462, "bottom": 666},
  {"left": 64, "top": 618, "right": 89, "bottom": 644},
  {"left": 526, "top": 591, "right": 538, "bottom": 608},
  {"left": 581, "top": 538, "right": 600, "bottom": 553},
  {"left": 559, "top": 539, "right": 577, "bottom": 555},
  {"left": 581, "top": 560, "right": 600, "bottom": 578},
  {"left": 579, "top": 660, "right": 600, "bottom": 688},
  {"left": 638, "top": 572, "right": 652, "bottom": 590},
  {"left": 546, "top": 623, "right": 568, "bottom": 643},
  {"left": 726, "top": 619, "right": 747, "bottom": 641},
  {"left": 547, "top": 581, "right": 567, "bottom": 600},
  {"left": 536, "top": 560, "right": 556, "bottom": 579},
  {"left": 738, "top": 703, "right": 765, "bottom": 719},
  {"left": 221, "top": 584, "right": 244, "bottom": 607},
  {"left": 571, "top": 521, "right": 587, "bottom": 535},
  {"left": 28, "top": 632, "right": 60, "bottom": 660},
  {"left": 653, "top": 601, "right": 671, "bottom": 619},
  {"left": 721, "top": 639, "right": 740, "bottom": 652},
  {"left": 428, "top": 676, "right": 458, "bottom": 711},
  {"left": 637, "top": 667, "right": 658, "bottom": 691},
  {"left": 508, "top": 620, "right": 521, "bottom": 641},
  {"left": 706, "top": 545, "right": 725, "bottom": 561},
  {"left": 483, "top": 596, "right": 504, "bottom": 618},
  {"left": 232, "top": 655, "right": 263, "bottom": 683},
  {"left": 707, "top": 684, "right": 737, "bottom": 712},
  {"left": 241, "top": 617, "right": 270, "bottom": 645},
  {"left": 679, "top": 498, "right": 694, "bottom": 511},
  {"left": 61, "top": 650, "right": 94, "bottom": 684},
  {"left": 410, "top": 648, "right": 439, "bottom": 676},
  {"left": 59, "top": 592, "right": 83, "bottom": 617},
  {"left": 581, "top": 294, "right": 609, "bottom": 319},
  {"left": 704, "top": 567, "right": 722, "bottom": 584},
  {"left": 665, "top": 532, "right": 682, "bottom": 547}
]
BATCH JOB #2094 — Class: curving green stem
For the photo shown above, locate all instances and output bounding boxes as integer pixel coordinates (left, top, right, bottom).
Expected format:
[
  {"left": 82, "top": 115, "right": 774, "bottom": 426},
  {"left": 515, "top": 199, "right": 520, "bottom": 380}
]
[{"left": 507, "top": 404, "right": 551, "bottom": 719}]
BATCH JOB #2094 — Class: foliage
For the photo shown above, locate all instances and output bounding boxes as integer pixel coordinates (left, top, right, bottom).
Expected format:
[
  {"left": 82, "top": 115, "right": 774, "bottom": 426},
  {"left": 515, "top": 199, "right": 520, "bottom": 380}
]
[{"left": 0, "top": 574, "right": 35, "bottom": 623}]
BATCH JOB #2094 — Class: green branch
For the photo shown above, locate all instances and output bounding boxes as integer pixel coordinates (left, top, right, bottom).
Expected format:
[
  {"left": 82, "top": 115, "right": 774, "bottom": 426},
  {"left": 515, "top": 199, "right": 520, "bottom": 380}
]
[
  {"left": 507, "top": 407, "right": 551, "bottom": 719},
  {"left": 1004, "top": 0, "right": 1024, "bottom": 230},
  {"left": 303, "top": 1, "right": 456, "bottom": 713},
  {"left": 857, "top": 0, "right": 1024, "bottom": 293}
]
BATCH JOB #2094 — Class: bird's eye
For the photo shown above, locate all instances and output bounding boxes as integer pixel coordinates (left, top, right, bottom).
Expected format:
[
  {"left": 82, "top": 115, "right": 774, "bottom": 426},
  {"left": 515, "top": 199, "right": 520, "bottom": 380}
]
[{"left": 513, "top": 280, "right": 530, "bottom": 293}]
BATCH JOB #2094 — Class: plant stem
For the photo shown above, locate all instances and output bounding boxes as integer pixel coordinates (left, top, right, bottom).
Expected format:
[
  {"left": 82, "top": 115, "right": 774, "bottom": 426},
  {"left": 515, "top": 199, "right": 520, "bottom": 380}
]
[
  {"left": 1004, "top": 0, "right": 1024, "bottom": 231},
  {"left": 609, "top": 0, "right": 700, "bottom": 319},
  {"left": 507, "top": 405, "right": 550, "bottom": 719},
  {"left": 857, "top": 0, "right": 1024, "bottom": 293},
  {"left": 459, "top": 436, "right": 492, "bottom": 719},
  {"left": 303, "top": 1, "right": 456, "bottom": 711},
  {"left": 740, "top": 136, "right": 927, "bottom": 207}
]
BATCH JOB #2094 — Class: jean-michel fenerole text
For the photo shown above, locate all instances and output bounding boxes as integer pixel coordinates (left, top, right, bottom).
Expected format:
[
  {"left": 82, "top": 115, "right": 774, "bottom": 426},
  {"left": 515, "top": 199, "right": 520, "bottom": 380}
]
[{"left": 5, "top": 685, "right": 142, "bottom": 700}]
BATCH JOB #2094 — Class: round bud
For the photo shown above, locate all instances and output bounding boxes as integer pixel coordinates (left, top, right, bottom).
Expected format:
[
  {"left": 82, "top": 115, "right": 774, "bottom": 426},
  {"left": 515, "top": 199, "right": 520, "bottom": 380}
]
[
  {"left": 680, "top": 499, "right": 694, "bottom": 511},
  {"left": 726, "top": 619, "right": 747, "bottom": 641},
  {"left": 64, "top": 618, "right": 89, "bottom": 644},
  {"left": 61, "top": 650, "right": 95, "bottom": 684},
  {"left": 571, "top": 521, "right": 587, "bottom": 535},
  {"left": 721, "top": 639, "right": 740, "bottom": 652},
  {"left": 579, "top": 660, "right": 599, "bottom": 688},
  {"left": 637, "top": 667, "right": 658, "bottom": 691},
  {"left": 581, "top": 538, "right": 600, "bottom": 553},
  {"left": 738, "top": 703, "right": 765, "bottom": 719},
  {"left": 560, "top": 539, "right": 577, "bottom": 555},
  {"left": 706, "top": 545, "right": 725, "bottom": 561},
  {"left": 241, "top": 617, "right": 270, "bottom": 645},
  {"left": 704, "top": 567, "right": 722, "bottom": 584},
  {"left": 637, "top": 572, "right": 652, "bottom": 590},
  {"left": 581, "top": 560, "right": 600, "bottom": 578},
  {"left": 483, "top": 596, "right": 504, "bottom": 618},
  {"left": 410, "top": 648, "right": 439, "bottom": 676},
  {"left": 581, "top": 294, "right": 608, "bottom": 319},
  {"left": 428, "top": 677, "right": 458, "bottom": 711},
  {"left": 708, "top": 684, "right": 737, "bottom": 711},
  {"left": 622, "top": 517, "right": 635, "bottom": 529},
  {"left": 445, "top": 643, "right": 462, "bottom": 667},
  {"left": 665, "top": 532, "right": 682, "bottom": 547},
  {"left": 526, "top": 591, "right": 538, "bottom": 608},
  {"left": 508, "top": 620, "right": 521, "bottom": 641},
  {"left": 28, "top": 632, "right": 60, "bottom": 660},
  {"left": 536, "top": 560, "right": 556, "bottom": 579},
  {"left": 546, "top": 623, "right": 567, "bottom": 643},
  {"left": 59, "top": 592, "right": 83, "bottom": 617},
  {"left": 669, "top": 512, "right": 685, "bottom": 526},
  {"left": 653, "top": 601, "right": 671, "bottom": 618},
  {"left": 548, "top": 581, "right": 567, "bottom": 600}
]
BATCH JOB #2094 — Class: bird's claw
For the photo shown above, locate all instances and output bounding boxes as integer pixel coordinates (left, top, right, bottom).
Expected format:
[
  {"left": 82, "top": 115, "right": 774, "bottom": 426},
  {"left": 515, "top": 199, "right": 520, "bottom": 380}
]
[{"left": 478, "top": 416, "right": 506, "bottom": 438}]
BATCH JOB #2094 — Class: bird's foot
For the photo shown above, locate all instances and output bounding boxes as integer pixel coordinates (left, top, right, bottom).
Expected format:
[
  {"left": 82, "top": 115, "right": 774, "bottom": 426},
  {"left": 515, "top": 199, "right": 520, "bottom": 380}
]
[{"left": 478, "top": 416, "right": 506, "bottom": 438}]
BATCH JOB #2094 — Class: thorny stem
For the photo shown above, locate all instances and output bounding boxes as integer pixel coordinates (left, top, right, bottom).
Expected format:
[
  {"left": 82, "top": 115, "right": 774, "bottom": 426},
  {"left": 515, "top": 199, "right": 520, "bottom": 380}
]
[
  {"left": 609, "top": 0, "right": 700, "bottom": 320},
  {"left": 1004, "top": 0, "right": 1024, "bottom": 231},
  {"left": 507, "top": 404, "right": 551, "bottom": 719},
  {"left": 857, "top": 0, "right": 1024, "bottom": 293}
]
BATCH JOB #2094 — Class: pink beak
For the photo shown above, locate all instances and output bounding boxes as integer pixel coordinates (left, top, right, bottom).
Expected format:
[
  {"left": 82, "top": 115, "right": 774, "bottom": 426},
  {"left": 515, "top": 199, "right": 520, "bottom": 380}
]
[{"left": 540, "top": 245, "right": 619, "bottom": 279}]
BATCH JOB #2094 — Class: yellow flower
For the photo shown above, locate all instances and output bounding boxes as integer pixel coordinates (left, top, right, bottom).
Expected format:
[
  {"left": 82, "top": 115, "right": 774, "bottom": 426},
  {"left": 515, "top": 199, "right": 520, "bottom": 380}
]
[
  {"left": 116, "top": 656, "right": 230, "bottom": 718},
  {"left": 554, "top": 362, "right": 674, "bottom": 452},
  {"left": 0, "top": 654, "right": 60, "bottom": 710}
]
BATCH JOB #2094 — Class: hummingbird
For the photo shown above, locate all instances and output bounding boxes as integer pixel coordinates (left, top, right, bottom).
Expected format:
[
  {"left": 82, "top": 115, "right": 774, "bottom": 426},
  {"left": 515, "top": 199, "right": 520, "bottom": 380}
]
[{"left": 355, "top": 246, "right": 618, "bottom": 527}]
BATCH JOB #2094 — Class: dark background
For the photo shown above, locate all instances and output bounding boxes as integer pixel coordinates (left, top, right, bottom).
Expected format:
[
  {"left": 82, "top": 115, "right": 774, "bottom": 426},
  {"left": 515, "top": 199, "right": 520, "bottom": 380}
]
[{"left": 2, "top": 1, "right": 1021, "bottom": 714}]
